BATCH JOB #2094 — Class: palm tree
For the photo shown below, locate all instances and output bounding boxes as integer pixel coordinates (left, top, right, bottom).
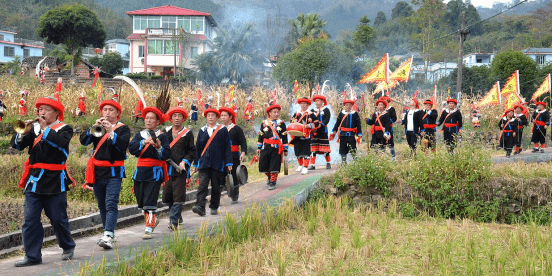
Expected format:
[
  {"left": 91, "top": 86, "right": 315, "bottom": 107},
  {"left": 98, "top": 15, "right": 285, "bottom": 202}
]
[
  {"left": 285, "top": 13, "right": 328, "bottom": 51},
  {"left": 204, "top": 24, "right": 263, "bottom": 83}
]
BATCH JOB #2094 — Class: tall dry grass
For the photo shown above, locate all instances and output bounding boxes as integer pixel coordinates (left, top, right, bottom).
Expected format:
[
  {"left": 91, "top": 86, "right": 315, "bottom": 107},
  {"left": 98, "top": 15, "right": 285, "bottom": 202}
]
[{"left": 79, "top": 196, "right": 552, "bottom": 275}]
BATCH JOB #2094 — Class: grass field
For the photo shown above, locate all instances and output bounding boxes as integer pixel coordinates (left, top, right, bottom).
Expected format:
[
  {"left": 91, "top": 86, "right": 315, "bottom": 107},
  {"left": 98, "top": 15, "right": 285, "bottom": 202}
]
[{"left": 79, "top": 196, "right": 552, "bottom": 275}]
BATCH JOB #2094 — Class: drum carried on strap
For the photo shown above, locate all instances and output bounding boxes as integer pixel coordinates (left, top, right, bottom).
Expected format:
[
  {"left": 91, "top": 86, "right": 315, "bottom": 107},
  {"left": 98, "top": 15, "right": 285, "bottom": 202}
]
[{"left": 287, "top": 123, "right": 305, "bottom": 137}]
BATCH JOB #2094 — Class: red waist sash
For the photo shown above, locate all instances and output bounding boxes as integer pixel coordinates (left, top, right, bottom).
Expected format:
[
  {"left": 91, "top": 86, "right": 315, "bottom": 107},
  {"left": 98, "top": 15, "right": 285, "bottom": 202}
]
[
  {"left": 84, "top": 158, "right": 125, "bottom": 185},
  {"left": 444, "top": 123, "right": 458, "bottom": 128},
  {"left": 137, "top": 158, "right": 169, "bottom": 182},
  {"left": 263, "top": 138, "right": 284, "bottom": 154},
  {"left": 19, "top": 160, "right": 72, "bottom": 188},
  {"left": 231, "top": 145, "right": 240, "bottom": 152},
  {"left": 340, "top": 127, "right": 357, "bottom": 132}
]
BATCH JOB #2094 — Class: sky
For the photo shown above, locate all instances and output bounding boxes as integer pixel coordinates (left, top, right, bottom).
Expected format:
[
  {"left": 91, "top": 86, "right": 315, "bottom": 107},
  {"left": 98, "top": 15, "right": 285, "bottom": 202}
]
[{"left": 465, "top": 0, "right": 512, "bottom": 8}]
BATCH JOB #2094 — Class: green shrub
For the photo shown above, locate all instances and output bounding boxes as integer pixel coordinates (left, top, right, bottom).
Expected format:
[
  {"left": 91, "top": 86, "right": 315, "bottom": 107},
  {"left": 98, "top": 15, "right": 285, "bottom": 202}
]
[
  {"left": 125, "top": 72, "right": 147, "bottom": 79},
  {"left": 333, "top": 153, "right": 391, "bottom": 196},
  {"left": 408, "top": 144, "right": 492, "bottom": 219}
]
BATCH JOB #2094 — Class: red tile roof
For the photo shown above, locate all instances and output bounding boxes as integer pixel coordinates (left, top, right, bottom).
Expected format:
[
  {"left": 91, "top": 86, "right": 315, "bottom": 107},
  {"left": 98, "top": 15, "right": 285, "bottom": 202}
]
[
  {"left": 126, "top": 5, "right": 211, "bottom": 16},
  {"left": 194, "top": 34, "right": 209, "bottom": 41},
  {"left": 126, "top": 33, "right": 143, "bottom": 40}
]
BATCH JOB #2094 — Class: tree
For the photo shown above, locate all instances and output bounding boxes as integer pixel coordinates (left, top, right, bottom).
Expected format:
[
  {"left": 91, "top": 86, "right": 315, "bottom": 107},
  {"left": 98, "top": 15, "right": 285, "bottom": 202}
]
[
  {"left": 410, "top": 0, "right": 447, "bottom": 82},
  {"left": 194, "top": 23, "right": 263, "bottom": 85},
  {"left": 100, "top": 52, "right": 124, "bottom": 75},
  {"left": 391, "top": 1, "right": 414, "bottom": 19},
  {"left": 374, "top": 11, "right": 387, "bottom": 26},
  {"left": 352, "top": 16, "right": 375, "bottom": 56},
  {"left": 490, "top": 50, "right": 538, "bottom": 99},
  {"left": 440, "top": 65, "right": 492, "bottom": 96},
  {"left": 88, "top": 55, "right": 102, "bottom": 67},
  {"left": 273, "top": 38, "right": 355, "bottom": 93},
  {"left": 445, "top": 0, "right": 483, "bottom": 36},
  {"left": 37, "top": 4, "right": 106, "bottom": 76},
  {"left": 285, "top": 13, "right": 327, "bottom": 51}
]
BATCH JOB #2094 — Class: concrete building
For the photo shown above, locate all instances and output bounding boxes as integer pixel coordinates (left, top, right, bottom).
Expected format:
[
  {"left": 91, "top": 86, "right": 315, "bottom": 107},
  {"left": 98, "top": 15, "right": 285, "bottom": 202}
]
[
  {"left": 82, "top": 39, "right": 131, "bottom": 74},
  {"left": 0, "top": 30, "right": 43, "bottom": 65},
  {"left": 411, "top": 61, "right": 457, "bottom": 83},
  {"left": 522, "top": 48, "right": 552, "bottom": 66},
  {"left": 125, "top": 5, "right": 218, "bottom": 76},
  {"left": 463, "top": 53, "right": 494, "bottom": 68}
]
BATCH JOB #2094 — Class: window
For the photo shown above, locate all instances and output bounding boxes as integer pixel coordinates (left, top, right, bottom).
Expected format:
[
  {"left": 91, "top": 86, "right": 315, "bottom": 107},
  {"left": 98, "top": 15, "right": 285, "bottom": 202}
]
[
  {"left": 147, "top": 40, "right": 179, "bottom": 55},
  {"left": 0, "top": 34, "right": 4, "bottom": 41},
  {"left": 178, "top": 16, "right": 191, "bottom": 32},
  {"left": 138, "top": 45, "right": 144, "bottom": 57},
  {"left": 148, "top": 16, "right": 161, "bottom": 29},
  {"left": 191, "top": 17, "right": 204, "bottom": 32},
  {"left": 23, "top": 49, "right": 29, "bottom": 58},
  {"left": 190, "top": 47, "right": 199, "bottom": 58},
  {"left": 162, "top": 16, "right": 176, "bottom": 29},
  {"left": 536, "top": 55, "right": 545, "bottom": 65},
  {"left": 4, "top": 46, "right": 14, "bottom": 57}
]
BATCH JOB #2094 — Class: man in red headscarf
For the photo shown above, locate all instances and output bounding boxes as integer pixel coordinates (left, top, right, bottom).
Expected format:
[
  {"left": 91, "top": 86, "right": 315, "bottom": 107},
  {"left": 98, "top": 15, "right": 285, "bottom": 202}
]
[
  {"left": 128, "top": 107, "right": 171, "bottom": 239},
  {"left": 11, "top": 96, "right": 76, "bottom": 266},
  {"left": 80, "top": 100, "right": 130, "bottom": 249}
]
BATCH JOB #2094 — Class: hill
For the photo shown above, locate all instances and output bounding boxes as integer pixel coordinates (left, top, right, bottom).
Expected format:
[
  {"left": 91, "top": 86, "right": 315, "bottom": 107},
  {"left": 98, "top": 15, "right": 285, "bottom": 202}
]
[{"left": 0, "top": 0, "right": 131, "bottom": 42}]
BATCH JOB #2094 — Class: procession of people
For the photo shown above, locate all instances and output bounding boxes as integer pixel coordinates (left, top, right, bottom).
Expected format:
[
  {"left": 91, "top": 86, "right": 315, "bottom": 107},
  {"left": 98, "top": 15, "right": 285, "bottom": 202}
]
[{"left": 6, "top": 87, "right": 550, "bottom": 267}]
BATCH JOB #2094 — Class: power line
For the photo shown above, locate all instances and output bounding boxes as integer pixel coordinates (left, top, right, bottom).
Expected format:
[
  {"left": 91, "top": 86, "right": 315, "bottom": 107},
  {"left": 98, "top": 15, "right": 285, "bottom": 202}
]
[{"left": 407, "top": 0, "right": 529, "bottom": 52}]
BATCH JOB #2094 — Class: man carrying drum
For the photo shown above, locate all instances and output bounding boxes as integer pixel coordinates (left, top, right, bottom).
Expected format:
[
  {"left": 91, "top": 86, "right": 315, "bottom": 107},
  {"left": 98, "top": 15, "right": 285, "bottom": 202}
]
[{"left": 290, "top": 97, "right": 315, "bottom": 175}]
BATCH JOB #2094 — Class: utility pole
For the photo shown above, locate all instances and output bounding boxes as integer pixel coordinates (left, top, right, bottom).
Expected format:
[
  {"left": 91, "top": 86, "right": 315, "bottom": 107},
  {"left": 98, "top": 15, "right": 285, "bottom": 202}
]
[{"left": 456, "top": 12, "right": 469, "bottom": 98}]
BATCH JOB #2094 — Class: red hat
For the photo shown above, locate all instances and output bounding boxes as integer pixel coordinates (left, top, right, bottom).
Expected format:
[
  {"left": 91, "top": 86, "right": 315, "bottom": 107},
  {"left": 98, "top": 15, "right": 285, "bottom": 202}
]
[
  {"left": 297, "top": 97, "right": 312, "bottom": 105},
  {"left": 218, "top": 106, "right": 236, "bottom": 124},
  {"left": 412, "top": 98, "right": 419, "bottom": 109},
  {"left": 203, "top": 108, "right": 220, "bottom": 117},
  {"left": 99, "top": 100, "right": 122, "bottom": 120},
  {"left": 312, "top": 95, "right": 327, "bottom": 105},
  {"left": 379, "top": 96, "right": 391, "bottom": 103},
  {"left": 343, "top": 99, "right": 355, "bottom": 105},
  {"left": 536, "top": 101, "right": 546, "bottom": 107},
  {"left": 36, "top": 97, "right": 65, "bottom": 121},
  {"left": 265, "top": 104, "right": 281, "bottom": 114},
  {"left": 143, "top": 106, "right": 167, "bottom": 124},
  {"left": 503, "top": 108, "right": 514, "bottom": 117},
  {"left": 513, "top": 104, "right": 524, "bottom": 110},
  {"left": 423, "top": 99, "right": 433, "bottom": 106},
  {"left": 166, "top": 106, "right": 188, "bottom": 122},
  {"left": 376, "top": 99, "right": 388, "bottom": 108},
  {"left": 446, "top": 99, "right": 458, "bottom": 105}
]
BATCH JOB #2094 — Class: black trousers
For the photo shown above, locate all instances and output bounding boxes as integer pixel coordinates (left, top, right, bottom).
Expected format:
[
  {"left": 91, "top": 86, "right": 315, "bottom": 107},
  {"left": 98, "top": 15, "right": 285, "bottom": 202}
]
[
  {"left": 22, "top": 191, "right": 75, "bottom": 262},
  {"left": 406, "top": 131, "right": 418, "bottom": 150},
  {"left": 134, "top": 180, "right": 162, "bottom": 210},
  {"left": 422, "top": 130, "right": 436, "bottom": 150},
  {"left": 516, "top": 129, "right": 523, "bottom": 147},
  {"left": 532, "top": 127, "right": 546, "bottom": 144},
  {"left": 196, "top": 168, "right": 224, "bottom": 210},
  {"left": 338, "top": 135, "right": 357, "bottom": 155},
  {"left": 444, "top": 131, "right": 458, "bottom": 148}
]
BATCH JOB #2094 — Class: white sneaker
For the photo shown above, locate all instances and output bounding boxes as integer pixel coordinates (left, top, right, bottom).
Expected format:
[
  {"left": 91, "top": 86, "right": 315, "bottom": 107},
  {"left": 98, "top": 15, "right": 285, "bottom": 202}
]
[
  {"left": 301, "top": 167, "right": 308, "bottom": 175},
  {"left": 295, "top": 166, "right": 303, "bottom": 172},
  {"left": 98, "top": 235, "right": 114, "bottom": 249}
]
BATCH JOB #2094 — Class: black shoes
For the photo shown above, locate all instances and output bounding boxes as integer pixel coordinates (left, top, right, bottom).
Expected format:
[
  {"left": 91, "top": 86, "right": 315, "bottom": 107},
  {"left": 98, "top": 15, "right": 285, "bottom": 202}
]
[
  {"left": 61, "top": 248, "right": 74, "bottom": 260},
  {"left": 14, "top": 257, "right": 41, "bottom": 267},
  {"left": 210, "top": 208, "right": 218, "bottom": 215},
  {"left": 268, "top": 181, "right": 276, "bottom": 190},
  {"left": 308, "top": 165, "right": 316, "bottom": 170},
  {"left": 326, "top": 163, "right": 331, "bottom": 169},
  {"left": 192, "top": 205, "right": 206, "bottom": 216},
  {"left": 532, "top": 148, "right": 539, "bottom": 153}
]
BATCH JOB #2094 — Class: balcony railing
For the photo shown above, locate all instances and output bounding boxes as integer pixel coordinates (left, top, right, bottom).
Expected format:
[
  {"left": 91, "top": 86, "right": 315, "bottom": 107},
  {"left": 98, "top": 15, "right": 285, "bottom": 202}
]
[
  {"left": 12, "top": 38, "right": 44, "bottom": 47},
  {"left": 147, "top": 28, "right": 178, "bottom": 36}
]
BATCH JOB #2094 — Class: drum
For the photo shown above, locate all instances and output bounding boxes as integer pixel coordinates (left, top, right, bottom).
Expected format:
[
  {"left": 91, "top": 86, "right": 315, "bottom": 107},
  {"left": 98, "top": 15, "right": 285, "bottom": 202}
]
[
  {"left": 287, "top": 123, "right": 305, "bottom": 137},
  {"left": 236, "top": 164, "right": 248, "bottom": 185}
]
